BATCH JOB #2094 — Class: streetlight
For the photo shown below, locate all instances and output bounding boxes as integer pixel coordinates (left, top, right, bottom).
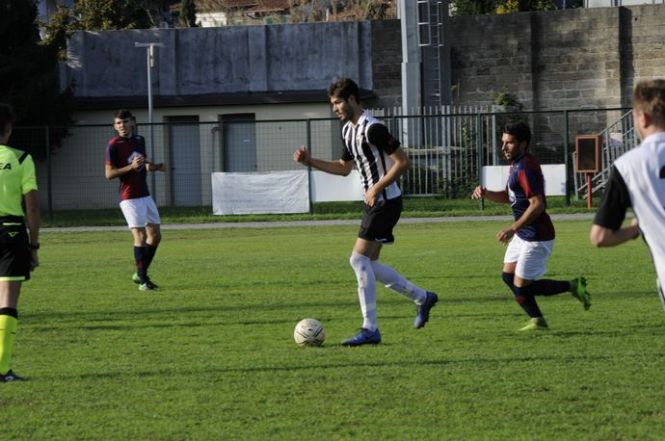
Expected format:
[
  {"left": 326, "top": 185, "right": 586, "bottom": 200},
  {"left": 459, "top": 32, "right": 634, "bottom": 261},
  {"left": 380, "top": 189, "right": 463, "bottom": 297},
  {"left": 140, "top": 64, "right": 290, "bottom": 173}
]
[{"left": 135, "top": 42, "right": 164, "bottom": 198}]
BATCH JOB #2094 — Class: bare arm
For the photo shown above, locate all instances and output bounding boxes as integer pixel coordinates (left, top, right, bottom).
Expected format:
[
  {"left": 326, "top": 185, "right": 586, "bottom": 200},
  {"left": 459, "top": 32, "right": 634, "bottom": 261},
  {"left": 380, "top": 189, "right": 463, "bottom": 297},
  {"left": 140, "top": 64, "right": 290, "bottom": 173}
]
[
  {"left": 590, "top": 218, "right": 640, "bottom": 247},
  {"left": 471, "top": 185, "right": 510, "bottom": 204},
  {"left": 293, "top": 145, "right": 353, "bottom": 176},
  {"left": 497, "top": 194, "right": 545, "bottom": 244},
  {"left": 23, "top": 190, "right": 40, "bottom": 270}
]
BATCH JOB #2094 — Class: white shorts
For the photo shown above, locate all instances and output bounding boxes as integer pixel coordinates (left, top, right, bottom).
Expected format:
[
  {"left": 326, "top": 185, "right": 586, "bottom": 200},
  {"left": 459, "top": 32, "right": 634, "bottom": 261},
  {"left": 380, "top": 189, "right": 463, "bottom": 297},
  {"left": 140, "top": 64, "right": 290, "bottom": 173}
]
[
  {"left": 119, "top": 196, "right": 161, "bottom": 229},
  {"left": 503, "top": 235, "right": 554, "bottom": 280}
]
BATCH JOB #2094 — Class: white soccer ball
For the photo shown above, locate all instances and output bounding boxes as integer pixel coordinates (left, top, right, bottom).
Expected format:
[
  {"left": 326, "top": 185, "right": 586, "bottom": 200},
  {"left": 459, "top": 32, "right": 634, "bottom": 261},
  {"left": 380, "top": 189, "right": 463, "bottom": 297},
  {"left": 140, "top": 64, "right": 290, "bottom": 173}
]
[{"left": 293, "top": 318, "right": 325, "bottom": 347}]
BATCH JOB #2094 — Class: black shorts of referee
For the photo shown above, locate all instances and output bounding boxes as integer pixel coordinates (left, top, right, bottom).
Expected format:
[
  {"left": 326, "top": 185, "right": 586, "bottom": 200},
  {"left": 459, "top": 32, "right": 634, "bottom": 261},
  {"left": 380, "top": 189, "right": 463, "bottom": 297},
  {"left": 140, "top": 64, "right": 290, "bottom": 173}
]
[{"left": 0, "top": 216, "right": 31, "bottom": 282}]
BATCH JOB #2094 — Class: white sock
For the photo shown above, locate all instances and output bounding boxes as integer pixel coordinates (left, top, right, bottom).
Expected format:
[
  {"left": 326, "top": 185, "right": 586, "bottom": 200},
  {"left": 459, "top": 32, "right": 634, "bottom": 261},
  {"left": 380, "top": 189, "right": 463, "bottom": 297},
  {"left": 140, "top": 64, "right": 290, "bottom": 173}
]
[
  {"left": 371, "top": 260, "right": 427, "bottom": 304},
  {"left": 349, "top": 252, "right": 377, "bottom": 331}
]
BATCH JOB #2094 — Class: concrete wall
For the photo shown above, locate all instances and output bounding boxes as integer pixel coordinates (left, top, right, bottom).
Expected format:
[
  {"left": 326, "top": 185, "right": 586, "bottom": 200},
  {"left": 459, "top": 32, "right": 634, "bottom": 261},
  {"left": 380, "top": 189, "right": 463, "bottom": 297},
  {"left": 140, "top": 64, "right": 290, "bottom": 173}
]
[
  {"left": 63, "top": 21, "right": 373, "bottom": 98},
  {"left": 449, "top": 5, "right": 665, "bottom": 110}
]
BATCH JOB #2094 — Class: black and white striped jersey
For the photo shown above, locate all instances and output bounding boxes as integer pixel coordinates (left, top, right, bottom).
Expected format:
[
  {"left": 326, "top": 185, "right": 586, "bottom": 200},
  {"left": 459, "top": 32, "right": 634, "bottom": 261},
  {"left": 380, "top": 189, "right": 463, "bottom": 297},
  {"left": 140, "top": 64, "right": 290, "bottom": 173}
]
[
  {"left": 594, "top": 132, "right": 665, "bottom": 296},
  {"left": 340, "top": 111, "right": 402, "bottom": 201}
]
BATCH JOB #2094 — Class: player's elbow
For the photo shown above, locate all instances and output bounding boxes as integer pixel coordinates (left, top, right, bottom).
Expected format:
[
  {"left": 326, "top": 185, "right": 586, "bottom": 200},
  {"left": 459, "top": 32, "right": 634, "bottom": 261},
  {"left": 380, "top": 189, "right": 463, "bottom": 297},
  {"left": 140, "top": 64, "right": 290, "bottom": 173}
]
[
  {"left": 340, "top": 163, "right": 353, "bottom": 176},
  {"left": 589, "top": 225, "right": 611, "bottom": 247}
]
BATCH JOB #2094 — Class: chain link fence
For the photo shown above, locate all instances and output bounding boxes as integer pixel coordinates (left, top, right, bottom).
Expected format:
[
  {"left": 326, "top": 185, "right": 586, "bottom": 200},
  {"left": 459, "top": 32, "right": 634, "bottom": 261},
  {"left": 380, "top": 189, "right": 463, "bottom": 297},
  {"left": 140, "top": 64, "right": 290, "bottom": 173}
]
[{"left": 11, "top": 107, "right": 635, "bottom": 216}]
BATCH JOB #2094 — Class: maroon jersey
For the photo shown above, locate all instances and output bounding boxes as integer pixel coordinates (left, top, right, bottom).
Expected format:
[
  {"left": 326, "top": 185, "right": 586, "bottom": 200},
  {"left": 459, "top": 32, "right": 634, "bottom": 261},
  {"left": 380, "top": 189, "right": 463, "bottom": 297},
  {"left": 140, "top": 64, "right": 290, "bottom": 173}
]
[{"left": 105, "top": 135, "right": 150, "bottom": 201}]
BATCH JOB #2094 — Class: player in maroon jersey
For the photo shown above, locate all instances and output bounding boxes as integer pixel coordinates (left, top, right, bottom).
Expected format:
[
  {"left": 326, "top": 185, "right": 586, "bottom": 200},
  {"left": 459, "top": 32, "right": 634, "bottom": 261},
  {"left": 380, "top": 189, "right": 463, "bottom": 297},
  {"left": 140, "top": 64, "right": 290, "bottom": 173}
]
[
  {"left": 105, "top": 110, "right": 165, "bottom": 291},
  {"left": 472, "top": 121, "right": 591, "bottom": 330}
]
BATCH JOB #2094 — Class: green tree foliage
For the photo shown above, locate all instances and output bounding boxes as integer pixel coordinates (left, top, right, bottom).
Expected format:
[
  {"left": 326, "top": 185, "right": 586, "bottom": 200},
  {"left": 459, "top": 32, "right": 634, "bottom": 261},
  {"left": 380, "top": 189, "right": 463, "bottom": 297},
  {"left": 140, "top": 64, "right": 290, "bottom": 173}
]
[
  {"left": 451, "top": 0, "right": 583, "bottom": 16},
  {"left": 0, "top": 0, "right": 73, "bottom": 158},
  {"left": 179, "top": 0, "right": 198, "bottom": 27},
  {"left": 70, "top": 0, "right": 159, "bottom": 30}
]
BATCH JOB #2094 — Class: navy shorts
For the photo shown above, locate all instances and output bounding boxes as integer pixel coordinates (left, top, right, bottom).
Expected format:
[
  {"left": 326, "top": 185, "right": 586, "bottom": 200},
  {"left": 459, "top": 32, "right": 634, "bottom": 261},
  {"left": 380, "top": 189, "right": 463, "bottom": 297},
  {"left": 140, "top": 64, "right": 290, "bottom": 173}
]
[
  {"left": 358, "top": 196, "right": 402, "bottom": 244},
  {"left": 0, "top": 217, "right": 31, "bottom": 281}
]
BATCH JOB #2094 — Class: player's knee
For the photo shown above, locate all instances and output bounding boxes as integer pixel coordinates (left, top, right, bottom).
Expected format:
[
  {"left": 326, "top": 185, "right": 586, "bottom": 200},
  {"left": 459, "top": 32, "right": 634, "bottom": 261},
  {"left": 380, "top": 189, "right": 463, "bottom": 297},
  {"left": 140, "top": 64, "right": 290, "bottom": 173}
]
[
  {"left": 501, "top": 272, "right": 514, "bottom": 287},
  {"left": 502, "top": 272, "right": 518, "bottom": 295},
  {"left": 150, "top": 232, "right": 162, "bottom": 245},
  {"left": 349, "top": 252, "right": 370, "bottom": 269},
  {"left": 513, "top": 285, "right": 534, "bottom": 297}
]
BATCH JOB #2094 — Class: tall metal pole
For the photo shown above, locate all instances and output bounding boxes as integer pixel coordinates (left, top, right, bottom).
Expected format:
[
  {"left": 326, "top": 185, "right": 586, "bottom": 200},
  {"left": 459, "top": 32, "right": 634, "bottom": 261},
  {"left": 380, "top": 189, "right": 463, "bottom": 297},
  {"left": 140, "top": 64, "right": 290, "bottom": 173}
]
[{"left": 135, "top": 42, "right": 163, "bottom": 199}]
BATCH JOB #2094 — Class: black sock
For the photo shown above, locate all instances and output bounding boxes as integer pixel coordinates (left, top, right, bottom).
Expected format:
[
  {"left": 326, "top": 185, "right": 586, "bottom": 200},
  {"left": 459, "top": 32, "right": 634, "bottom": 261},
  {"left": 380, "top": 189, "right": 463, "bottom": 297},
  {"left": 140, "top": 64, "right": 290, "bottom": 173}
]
[
  {"left": 145, "top": 243, "right": 158, "bottom": 271},
  {"left": 0, "top": 308, "right": 18, "bottom": 319},
  {"left": 520, "top": 279, "right": 571, "bottom": 297},
  {"left": 502, "top": 272, "right": 517, "bottom": 294},
  {"left": 513, "top": 286, "right": 543, "bottom": 318},
  {"left": 134, "top": 246, "right": 148, "bottom": 283}
]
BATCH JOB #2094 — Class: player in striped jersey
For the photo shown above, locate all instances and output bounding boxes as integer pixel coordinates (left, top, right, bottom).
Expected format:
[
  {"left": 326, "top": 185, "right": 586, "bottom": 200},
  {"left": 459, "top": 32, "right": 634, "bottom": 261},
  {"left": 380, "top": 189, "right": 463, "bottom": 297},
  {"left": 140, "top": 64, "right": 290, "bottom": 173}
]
[
  {"left": 294, "top": 78, "right": 438, "bottom": 346},
  {"left": 591, "top": 79, "right": 665, "bottom": 305},
  {"left": 472, "top": 121, "right": 591, "bottom": 331}
]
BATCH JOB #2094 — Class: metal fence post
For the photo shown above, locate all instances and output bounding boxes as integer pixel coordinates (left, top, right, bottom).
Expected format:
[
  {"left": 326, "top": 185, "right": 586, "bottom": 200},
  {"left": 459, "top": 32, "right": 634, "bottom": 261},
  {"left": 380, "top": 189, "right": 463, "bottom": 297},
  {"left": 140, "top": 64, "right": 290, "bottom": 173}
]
[
  {"left": 476, "top": 113, "right": 484, "bottom": 211},
  {"left": 306, "top": 119, "right": 313, "bottom": 214},
  {"left": 563, "top": 110, "right": 570, "bottom": 206}
]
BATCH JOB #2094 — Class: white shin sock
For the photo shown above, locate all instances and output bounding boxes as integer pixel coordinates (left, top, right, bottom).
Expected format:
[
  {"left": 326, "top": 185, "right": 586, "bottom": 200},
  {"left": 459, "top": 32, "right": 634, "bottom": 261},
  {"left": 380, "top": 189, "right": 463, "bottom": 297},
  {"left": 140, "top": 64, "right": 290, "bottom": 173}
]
[
  {"left": 371, "top": 260, "right": 427, "bottom": 304},
  {"left": 349, "top": 252, "right": 378, "bottom": 331}
]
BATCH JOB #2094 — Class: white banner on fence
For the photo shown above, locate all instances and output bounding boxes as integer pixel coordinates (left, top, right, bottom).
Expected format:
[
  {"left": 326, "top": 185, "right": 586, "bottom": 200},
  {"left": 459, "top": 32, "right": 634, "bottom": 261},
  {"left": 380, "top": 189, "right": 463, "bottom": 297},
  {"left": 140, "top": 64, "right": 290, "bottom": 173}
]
[
  {"left": 311, "top": 170, "right": 364, "bottom": 202},
  {"left": 211, "top": 170, "right": 310, "bottom": 215},
  {"left": 482, "top": 164, "right": 566, "bottom": 196}
]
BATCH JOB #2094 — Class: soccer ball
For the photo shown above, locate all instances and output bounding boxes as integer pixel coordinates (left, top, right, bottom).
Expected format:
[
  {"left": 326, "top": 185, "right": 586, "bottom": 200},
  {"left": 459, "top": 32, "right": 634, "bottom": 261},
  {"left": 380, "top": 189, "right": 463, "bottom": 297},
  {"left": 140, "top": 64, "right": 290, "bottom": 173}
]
[{"left": 293, "top": 318, "right": 325, "bottom": 347}]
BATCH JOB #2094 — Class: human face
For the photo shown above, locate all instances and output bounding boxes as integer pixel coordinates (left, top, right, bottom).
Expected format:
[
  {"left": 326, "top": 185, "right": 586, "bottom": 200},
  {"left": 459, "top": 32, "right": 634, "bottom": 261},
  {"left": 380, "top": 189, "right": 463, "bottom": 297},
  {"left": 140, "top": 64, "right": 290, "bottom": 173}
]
[
  {"left": 113, "top": 117, "right": 134, "bottom": 138},
  {"left": 501, "top": 132, "right": 527, "bottom": 162},
  {"left": 330, "top": 95, "right": 356, "bottom": 123}
]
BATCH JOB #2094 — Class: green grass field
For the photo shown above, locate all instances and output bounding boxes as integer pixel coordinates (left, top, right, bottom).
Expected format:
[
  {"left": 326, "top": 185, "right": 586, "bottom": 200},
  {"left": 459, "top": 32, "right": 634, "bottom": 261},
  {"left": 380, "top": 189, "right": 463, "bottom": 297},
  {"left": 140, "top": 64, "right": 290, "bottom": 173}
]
[{"left": 2, "top": 219, "right": 663, "bottom": 440}]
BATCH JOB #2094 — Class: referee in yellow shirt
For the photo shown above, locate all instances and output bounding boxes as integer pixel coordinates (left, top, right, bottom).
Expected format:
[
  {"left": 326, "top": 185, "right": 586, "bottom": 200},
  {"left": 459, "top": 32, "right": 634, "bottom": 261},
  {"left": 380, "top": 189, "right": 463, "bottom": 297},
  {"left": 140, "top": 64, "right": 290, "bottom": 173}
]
[{"left": 0, "top": 103, "right": 40, "bottom": 383}]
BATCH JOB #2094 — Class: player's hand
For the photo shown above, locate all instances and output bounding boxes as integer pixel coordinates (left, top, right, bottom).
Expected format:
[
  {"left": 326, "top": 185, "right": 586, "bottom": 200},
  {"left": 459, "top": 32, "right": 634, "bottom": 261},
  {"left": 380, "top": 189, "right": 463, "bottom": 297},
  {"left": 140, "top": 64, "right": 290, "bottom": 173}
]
[
  {"left": 471, "top": 185, "right": 486, "bottom": 200},
  {"left": 365, "top": 187, "right": 378, "bottom": 207},
  {"left": 131, "top": 154, "right": 145, "bottom": 170},
  {"left": 496, "top": 228, "right": 515, "bottom": 245},
  {"left": 29, "top": 250, "right": 39, "bottom": 271},
  {"left": 294, "top": 146, "right": 310, "bottom": 165},
  {"left": 148, "top": 162, "right": 166, "bottom": 172},
  {"left": 630, "top": 217, "right": 640, "bottom": 239}
]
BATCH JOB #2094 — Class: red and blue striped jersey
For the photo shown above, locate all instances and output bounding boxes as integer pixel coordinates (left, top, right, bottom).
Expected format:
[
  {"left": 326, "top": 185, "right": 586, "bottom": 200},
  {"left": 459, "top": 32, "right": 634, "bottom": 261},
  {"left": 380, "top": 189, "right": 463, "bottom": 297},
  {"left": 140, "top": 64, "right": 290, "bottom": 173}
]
[{"left": 507, "top": 153, "right": 555, "bottom": 241}]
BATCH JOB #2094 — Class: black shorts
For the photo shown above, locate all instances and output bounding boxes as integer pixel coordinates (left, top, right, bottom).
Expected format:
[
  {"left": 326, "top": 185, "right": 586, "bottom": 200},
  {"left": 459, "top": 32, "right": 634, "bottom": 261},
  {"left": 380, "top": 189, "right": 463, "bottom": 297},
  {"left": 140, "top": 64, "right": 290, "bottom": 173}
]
[
  {"left": 358, "top": 196, "right": 403, "bottom": 244},
  {"left": 0, "top": 216, "right": 30, "bottom": 281}
]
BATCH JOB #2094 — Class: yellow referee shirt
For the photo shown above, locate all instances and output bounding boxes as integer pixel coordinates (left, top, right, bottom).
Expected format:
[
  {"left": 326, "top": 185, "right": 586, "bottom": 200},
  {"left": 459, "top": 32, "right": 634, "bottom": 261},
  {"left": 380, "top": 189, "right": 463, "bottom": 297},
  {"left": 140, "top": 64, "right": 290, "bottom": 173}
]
[{"left": 0, "top": 144, "right": 38, "bottom": 217}]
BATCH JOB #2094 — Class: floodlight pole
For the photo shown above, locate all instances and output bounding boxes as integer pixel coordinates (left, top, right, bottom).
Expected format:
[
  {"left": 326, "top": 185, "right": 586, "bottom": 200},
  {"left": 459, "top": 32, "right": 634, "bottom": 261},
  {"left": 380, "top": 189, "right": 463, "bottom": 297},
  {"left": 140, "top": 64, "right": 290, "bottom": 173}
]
[{"left": 135, "top": 42, "right": 164, "bottom": 199}]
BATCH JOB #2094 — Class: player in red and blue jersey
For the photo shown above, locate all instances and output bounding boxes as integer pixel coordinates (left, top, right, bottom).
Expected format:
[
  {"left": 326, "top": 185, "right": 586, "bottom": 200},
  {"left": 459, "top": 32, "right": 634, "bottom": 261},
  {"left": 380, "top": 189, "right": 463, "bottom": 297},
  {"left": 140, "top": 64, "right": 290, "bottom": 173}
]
[
  {"left": 472, "top": 121, "right": 591, "bottom": 331},
  {"left": 105, "top": 110, "right": 165, "bottom": 291}
]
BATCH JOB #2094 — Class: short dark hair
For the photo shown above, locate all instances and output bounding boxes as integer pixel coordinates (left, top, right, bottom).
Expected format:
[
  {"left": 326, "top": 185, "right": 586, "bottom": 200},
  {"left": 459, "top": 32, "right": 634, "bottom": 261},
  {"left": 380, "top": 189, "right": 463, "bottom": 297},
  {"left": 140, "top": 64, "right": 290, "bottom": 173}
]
[
  {"left": 633, "top": 79, "right": 665, "bottom": 128},
  {"left": 114, "top": 109, "right": 135, "bottom": 120},
  {"left": 502, "top": 121, "right": 531, "bottom": 147},
  {"left": 327, "top": 78, "right": 360, "bottom": 102},
  {"left": 0, "top": 103, "right": 16, "bottom": 137}
]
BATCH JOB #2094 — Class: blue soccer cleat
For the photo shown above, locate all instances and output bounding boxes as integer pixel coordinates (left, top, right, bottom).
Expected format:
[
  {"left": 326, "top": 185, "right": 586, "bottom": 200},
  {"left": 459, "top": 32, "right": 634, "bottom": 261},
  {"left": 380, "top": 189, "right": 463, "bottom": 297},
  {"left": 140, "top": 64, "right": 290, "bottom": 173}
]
[
  {"left": 414, "top": 291, "right": 438, "bottom": 329},
  {"left": 341, "top": 328, "right": 382, "bottom": 346}
]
